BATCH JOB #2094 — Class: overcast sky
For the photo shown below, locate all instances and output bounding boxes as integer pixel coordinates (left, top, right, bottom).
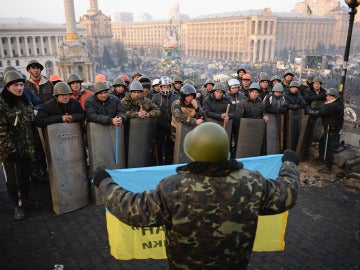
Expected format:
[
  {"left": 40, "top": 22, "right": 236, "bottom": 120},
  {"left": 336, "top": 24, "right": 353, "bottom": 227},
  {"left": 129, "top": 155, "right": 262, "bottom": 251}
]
[{"left": 0, "top": 0, "right": 310, "bottom": 24}]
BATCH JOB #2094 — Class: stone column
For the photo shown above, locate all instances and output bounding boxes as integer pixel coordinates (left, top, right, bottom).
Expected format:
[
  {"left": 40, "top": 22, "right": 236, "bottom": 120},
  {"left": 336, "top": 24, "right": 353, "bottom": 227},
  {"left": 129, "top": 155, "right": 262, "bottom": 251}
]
[{"left": 63, "top": 0, "right": 78, "bottom": 42}]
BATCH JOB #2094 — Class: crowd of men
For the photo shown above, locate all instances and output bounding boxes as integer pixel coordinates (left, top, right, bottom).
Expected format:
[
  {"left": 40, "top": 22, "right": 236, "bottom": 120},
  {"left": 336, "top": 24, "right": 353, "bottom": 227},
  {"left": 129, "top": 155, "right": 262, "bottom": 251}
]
[{"left": 0, "top": 59, "right": 343, "bottom": 220}]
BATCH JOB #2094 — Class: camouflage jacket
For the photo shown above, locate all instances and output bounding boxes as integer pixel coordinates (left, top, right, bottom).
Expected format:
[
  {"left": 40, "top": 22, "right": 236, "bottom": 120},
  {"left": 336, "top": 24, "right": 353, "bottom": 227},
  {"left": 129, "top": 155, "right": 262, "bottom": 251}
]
[
  {"left": 121, "top": 93, "right": 161, "bottom": 119},
  {"left": 171, "top": 99, "right": 205, "bottom": 127},
  {"left": 99, "top": 159, "right": 299, "bottom": 269},
  {"left": 0, "top": 89, "right": 37, "bottom": 161}
]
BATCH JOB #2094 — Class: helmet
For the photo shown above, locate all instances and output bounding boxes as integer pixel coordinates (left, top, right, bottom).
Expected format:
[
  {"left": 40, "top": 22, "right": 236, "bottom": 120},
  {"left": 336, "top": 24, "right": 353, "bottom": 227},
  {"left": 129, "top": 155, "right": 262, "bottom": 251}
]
[
  {"left": 204, "top": 78, "right": 215, "bottom": 87},
  {"left": 159, "top": 76, "right": 172, "bottom": 86},
  {"left": 132, "top": 71, "right": 142, "bottom": 79},
  {"left": 112, "top": 76, "right": 126, "bottom": 87},
  {"left": 326, "top": 88, "right": 338, "bottom": 97},
  {"left": 4, "top": 70, "right": 25, "bottom": 88},
  {"left": 259, "top": 72, "right": 270, "bottom": 82},
  {"left": 93, "top": 82, "right": 109, "bottom": 94},
  {"left": 242, "top": 74, "right": 251, "bottom": 80},
  {"left": 50, "top": 74, "right": 62, "bottom": 82},
  {"left": 139, "top": 75, "right": 151, "bottom": 88},
  {"left": 183, "top": 79, "right": 195, "bottom": 86},
  {"left": 184, "top": 122, "right": 229, "bottom": 162},
  {"left": 94, "top": 74, "right": 107, "bottom": 83},
  {"left": 172, "top": 76, "right": 183, "bottom": 83},
  {"left": 306, "top": 72, "right": 317, "bottom": 82},
  {"left": 272, "top": 83, "right": 284, "bottom": 92},
  {"left": 284, "top": 70, "right": 294, "bottom": 77},
  {"left": 313, "top": 76, "right": 323, "bottom": 84},
  {"left": 3, "top": 65, "right": 17, "bottom": 75},
  {"left": 53, "top": 82, "right": 72, "bottom": 96},
  {"left": 67, "top": 73, "right": 83, "bottom": 84},
  {"left": 120, "top": 73, "right": 130, "bottom": 84},
  {"left": 180, "top": 84, "right": 196, "bottom": 98},
  {"left": 290, "top": 81, "right": 300, "bottom": 88},
  {"left": 152, "top": 78, "right": 160, "bottom": 87},
  {"left": 26, "top": 60, "right": 43, "bottom": 71},
  {"left": 228, "top": 78, "right": 240, "bottom": 87},
  {"left": 249, "top": 82, "right": 260, "bottom": 91},
  {"left": 129, "top": 81, "right": 144, "bottom": 91},
  {"left": 270, "top": 75, "right": 281, "bottom": 82},
  {"left": 213, "top": 82, "right": 226, "bottom": 92}
]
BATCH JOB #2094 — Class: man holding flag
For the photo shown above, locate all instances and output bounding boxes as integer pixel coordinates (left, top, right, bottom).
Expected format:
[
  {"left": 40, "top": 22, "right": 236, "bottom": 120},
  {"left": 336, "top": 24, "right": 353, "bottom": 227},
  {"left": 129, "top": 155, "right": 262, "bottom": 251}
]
[{"left": 94, "top": 122, "right": 300, "bottom": 270}]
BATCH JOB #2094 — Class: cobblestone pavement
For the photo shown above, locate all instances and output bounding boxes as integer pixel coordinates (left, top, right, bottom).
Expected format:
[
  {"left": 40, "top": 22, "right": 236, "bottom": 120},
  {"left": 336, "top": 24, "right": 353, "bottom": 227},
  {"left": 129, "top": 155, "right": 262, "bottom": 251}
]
[{"left": 0, "top": 167, "right": 359, "bottom": 270}]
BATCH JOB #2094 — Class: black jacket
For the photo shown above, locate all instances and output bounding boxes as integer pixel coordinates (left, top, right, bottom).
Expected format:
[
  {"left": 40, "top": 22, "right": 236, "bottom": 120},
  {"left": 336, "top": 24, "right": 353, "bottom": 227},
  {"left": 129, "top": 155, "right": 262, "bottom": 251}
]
[
  {"left": 35, "top": 97, "right": 85, "bottom": 127},
  {"left": 202, "top": 93, "right": 235, "bottom": 120},
  {"left": 308, "top": 97, "right": 344, "bottom": 130}
]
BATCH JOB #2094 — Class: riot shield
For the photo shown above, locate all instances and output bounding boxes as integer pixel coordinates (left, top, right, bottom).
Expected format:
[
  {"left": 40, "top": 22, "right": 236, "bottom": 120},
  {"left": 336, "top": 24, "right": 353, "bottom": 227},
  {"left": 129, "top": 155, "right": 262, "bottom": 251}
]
[
  {"left": 87, "top": 122, "right": 126, "bottom": 204},
  {"left": 44, "top": 123, "right": 89, "bottom": 215},
  {"left": 285, "top": 109, "right": 304, "bottom": 151},
  {"left": 205, "top": 118, "right": 233, "bottom": 142},
  {"left": 126, "top": 118, "right": 157, "bottom": 168},
  {"left": 311, "top": 101, "right": 324, "bottom": 142},
  {"left": 296, "top": 114, "right": 316, "bottom": 160},
  {"left": 173, "top": 123, "right": 194, "bottom": 164},
  {"left": 264, "top": 114, "right": 281, "bottom": 155},
  {"left": 236, "top": 118, "right": 265, "bottom": 158}
]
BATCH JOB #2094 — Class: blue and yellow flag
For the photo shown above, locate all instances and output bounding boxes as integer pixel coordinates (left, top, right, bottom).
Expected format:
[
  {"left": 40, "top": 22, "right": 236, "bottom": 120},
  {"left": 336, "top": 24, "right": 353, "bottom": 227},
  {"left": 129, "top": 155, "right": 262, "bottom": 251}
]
[{"left": 105, "top": 154, "right": 289, "bottom": 260}]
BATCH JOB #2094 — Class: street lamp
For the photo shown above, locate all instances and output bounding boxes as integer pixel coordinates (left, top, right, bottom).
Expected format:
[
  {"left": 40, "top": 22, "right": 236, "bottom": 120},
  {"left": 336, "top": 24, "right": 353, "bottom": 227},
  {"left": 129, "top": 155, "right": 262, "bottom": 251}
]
[{"left": 339, "top": 0, "right": 360, "bottom": 100}]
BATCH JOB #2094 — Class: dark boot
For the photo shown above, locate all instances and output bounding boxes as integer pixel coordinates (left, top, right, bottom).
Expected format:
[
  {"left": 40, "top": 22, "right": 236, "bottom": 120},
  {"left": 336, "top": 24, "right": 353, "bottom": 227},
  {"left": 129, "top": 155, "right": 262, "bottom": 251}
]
[
  {"left": 14, "top": 206, "right": 26, "bottom": 220},
  {"left": 23, "top": 198, "right": 40, "bottom": 209}
]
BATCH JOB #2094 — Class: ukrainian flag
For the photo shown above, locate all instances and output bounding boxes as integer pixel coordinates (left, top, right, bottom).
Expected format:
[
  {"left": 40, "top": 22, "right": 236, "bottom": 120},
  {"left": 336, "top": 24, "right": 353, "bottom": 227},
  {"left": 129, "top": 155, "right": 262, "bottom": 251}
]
[{"left": 105, "top": 154, "right": 290, "bottom": 260}]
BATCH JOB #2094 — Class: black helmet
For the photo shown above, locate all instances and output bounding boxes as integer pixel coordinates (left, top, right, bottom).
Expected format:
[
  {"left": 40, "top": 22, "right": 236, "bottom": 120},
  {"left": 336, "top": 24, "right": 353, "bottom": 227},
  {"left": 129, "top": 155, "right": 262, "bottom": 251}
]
[
  {"left": 4, "top": 70, "right": 25, "bottom": 88},
  {"left": 26, "top": 60, "right": 43, "bottom": 71},
  {"left": 67, "top": 73, "right": 83, "bottom": 84},
  {"left": 53, "top": 82, "right": 72, "bottom": 96},
  {"left": 139, "top": 75, "right": 151, "bottom": 88},
  {"left": 180, "top": 84, "right": 196, "bottom": 98},
  {"left": 184, "top": 122, "right": 229, "bottom": 162}
]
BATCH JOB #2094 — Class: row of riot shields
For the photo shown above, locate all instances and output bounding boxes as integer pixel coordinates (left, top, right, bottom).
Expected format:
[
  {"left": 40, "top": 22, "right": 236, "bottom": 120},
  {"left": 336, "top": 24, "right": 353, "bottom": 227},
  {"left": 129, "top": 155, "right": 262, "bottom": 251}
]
[
  {"left": 43, "top": 118, "right": 159, "bottom": 211},
  {"left": 43, "top": 109, "right": 323, "bottom": 213}
]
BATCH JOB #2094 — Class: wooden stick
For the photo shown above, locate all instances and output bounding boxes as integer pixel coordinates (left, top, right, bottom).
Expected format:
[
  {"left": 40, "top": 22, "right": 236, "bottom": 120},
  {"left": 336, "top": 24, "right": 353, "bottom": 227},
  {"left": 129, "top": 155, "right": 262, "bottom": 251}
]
[{"left": 223, "top": 104, "right": 230, "bottom": 129}]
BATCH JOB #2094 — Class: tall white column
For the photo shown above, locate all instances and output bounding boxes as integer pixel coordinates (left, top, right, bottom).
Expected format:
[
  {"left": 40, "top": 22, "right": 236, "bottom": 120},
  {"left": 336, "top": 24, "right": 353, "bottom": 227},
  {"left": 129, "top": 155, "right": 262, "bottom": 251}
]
[{"left": 64, "top": 0, "right": 78, "bottom": 42}]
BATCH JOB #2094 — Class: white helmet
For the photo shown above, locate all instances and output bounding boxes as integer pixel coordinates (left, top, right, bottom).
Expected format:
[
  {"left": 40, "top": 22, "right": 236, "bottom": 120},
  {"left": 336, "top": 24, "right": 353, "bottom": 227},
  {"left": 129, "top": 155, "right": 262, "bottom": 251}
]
[
  {"left": 152, "top": 78, "right": 160, "bottom": 87},
  {"left": 228, "top": 78, "right": 240, "bottom": 87}
]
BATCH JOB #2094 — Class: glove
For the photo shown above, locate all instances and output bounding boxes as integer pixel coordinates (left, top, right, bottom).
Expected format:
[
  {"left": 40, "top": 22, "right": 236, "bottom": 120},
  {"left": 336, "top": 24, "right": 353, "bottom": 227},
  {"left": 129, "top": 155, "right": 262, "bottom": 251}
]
[
  {"left": 93, "top": 167, "right": 111, "bottom": 187},
  {"left": 282, "top": 150, "right": 300, "bottom": 165}
]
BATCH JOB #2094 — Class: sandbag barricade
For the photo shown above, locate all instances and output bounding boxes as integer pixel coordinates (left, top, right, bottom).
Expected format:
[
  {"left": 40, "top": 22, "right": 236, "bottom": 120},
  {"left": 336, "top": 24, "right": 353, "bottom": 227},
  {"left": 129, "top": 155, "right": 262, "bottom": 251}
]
[
  {"left": 87, "top": 122, "right": 126, "bottom": 205},
  {"left": 173, "top": 123, "right": 193, "bottom": 164},
  {"left": 44, "top": 123, "right": 89, "bottom": 215},
  {"left": 236, "top": 118, "right": 265, "bottom": 158}
]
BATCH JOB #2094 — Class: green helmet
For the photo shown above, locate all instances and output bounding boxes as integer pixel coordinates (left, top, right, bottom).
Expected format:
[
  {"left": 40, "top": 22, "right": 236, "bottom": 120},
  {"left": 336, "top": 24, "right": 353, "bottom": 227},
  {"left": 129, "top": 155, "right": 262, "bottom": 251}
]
[
  {"left": 26, "top": 60, "right": 43, "bottom": 71},
  {"left": 290, "top": 81, "right": 300, "bottom": 88},
  {"left": 272, "top": 83, "right": 284, "bottom": 92},
  {"left": 184, "top": 122, "right": 229, "bottom": 162},
  {"left": 129, "top": 81, "right": 143, "bottom": 91},
  {"left": 53, "top": 82, "right": 72, "bottom": 96},
  {"left": 313, "top": 76, "right": 323, "bottom": 84},
  {"left": 4, "top": 70, "right": 25, "bottom": 88},
  {"left": 113, "top": 76, "right": 126, "bottom": 87},
  {"left": 259, "top": 72, "right": 270, "bottom": 82},
  {"left": 67, "top": 73, "right": 83, "bottom": 84},
  {"left": 3, "top": 65, "right": 17, "bottom": 76},
  {"left": 93, "top": 82, "right": 109, "bottom": 94},
  {"left": 173, "top": 75, "right": 183, "bottom": 83},
  {"left": 213, "top": 82, "right": 226, "bottom": 92},
  {"left": 183, "top": 79, "right": 195, "bottom": 86},
  {"left": 326, "top": 88, "right": 338, "bottom": 97}
]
